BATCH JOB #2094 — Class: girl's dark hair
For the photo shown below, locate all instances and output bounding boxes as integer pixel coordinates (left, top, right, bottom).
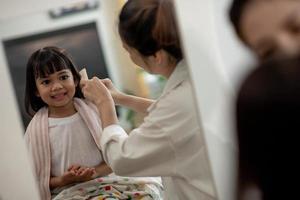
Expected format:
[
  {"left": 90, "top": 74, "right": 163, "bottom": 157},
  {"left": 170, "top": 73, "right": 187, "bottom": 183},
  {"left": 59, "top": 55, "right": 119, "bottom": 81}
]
[
  {"left": 25, "top": 46, "right": 83, "bottom": 117},
  {"left": 118, "top": 0, "right": 182, "bottom": 62},
  {"left": 229, "top": 0, "right": 250, "bottom": 41},
  {"left": 236, "top": 56, "right": 300, "bottom": 199}
]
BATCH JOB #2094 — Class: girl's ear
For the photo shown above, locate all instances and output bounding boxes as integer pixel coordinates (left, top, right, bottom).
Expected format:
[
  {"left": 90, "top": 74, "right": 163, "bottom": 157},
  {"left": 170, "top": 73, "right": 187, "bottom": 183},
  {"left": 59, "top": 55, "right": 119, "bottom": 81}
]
[{"left": 74, "top": 77, "right": 79, "bottom": 86}]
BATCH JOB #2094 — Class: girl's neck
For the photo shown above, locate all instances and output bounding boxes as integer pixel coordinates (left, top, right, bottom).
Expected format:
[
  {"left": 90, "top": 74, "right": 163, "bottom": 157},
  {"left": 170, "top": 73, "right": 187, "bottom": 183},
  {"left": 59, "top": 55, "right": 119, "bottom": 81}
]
[{"left": 48, "top": 101, "right": 77, "bottom": 118}]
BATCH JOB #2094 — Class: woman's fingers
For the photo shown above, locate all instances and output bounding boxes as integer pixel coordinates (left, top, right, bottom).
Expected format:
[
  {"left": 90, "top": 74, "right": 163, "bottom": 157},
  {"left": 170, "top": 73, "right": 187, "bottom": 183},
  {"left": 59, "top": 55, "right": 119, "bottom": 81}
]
[
  {"left": 81, "top": 77, "right": 112, "bottom": 102},
  {"left": 101, "top": 78, "right": 112, "bottom": 87}
]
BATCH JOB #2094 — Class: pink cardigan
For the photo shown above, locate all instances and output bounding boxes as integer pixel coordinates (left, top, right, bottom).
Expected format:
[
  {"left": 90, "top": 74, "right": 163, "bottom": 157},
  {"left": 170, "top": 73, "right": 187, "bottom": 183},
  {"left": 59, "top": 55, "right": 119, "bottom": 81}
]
[{"left": 25, "top": 98, "right": 102, "bottom": 200}]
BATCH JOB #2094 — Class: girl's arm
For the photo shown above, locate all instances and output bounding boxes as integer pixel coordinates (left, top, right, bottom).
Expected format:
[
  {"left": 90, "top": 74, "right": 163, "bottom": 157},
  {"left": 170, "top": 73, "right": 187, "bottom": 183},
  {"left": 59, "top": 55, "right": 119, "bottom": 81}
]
[
  {"left": 49, "top": 171, "right": 75, "bottom": 189},
  {"left": 50, "top": 167, "right": 95, "bottom": 189},
  {"left": 50, "top": 176, "right": 64, "bottom": 189},
  {"left": 92, "top": 162, "right": 113, "bottom": 178}
]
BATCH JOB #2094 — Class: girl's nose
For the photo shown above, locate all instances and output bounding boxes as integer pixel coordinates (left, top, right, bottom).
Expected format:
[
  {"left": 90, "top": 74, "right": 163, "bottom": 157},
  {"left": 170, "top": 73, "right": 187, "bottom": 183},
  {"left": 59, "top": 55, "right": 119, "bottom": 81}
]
[{"left": 51, "top": 81, "right": 63, "bottom": 91}]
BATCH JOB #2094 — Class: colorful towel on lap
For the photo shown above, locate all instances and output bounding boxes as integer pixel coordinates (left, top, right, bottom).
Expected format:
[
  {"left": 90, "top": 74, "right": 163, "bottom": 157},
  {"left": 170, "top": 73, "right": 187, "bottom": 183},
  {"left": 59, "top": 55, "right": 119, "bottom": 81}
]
[{"left": 53, "top": 175, "right": 163, "bottom": 200}]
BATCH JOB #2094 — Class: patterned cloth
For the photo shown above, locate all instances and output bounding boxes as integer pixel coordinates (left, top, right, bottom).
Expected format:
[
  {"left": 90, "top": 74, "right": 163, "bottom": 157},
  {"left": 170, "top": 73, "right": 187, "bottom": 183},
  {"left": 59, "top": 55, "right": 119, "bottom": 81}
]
[{"left": 53, "top": 175, "right": 163, "bottom": 200}]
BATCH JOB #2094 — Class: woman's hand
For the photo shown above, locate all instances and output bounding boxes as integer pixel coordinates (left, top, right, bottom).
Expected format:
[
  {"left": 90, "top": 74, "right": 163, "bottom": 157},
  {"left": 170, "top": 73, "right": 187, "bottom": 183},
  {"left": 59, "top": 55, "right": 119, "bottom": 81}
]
[
  {"left": 101, "top": 78, "right": 124, "bottom": 105},
  {"left": 80, "top": 77, "right": 114, "bottom": 106}
]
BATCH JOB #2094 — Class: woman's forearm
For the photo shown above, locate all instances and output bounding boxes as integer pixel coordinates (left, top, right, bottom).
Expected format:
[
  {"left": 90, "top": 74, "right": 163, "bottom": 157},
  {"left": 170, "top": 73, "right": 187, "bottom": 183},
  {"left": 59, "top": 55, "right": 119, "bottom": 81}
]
[
  {"left": 116, "top": 94, "right": 155, "bottom": 114},
  {"left": 96, "top": 100, "right": 119, "bottom": 128}
]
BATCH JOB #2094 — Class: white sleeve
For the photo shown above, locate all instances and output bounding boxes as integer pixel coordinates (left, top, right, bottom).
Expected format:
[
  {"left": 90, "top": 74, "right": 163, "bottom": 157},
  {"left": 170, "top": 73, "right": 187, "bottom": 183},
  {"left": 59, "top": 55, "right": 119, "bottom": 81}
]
[{"left": 100, "top": 122, "right": 177, "bottom": 177}]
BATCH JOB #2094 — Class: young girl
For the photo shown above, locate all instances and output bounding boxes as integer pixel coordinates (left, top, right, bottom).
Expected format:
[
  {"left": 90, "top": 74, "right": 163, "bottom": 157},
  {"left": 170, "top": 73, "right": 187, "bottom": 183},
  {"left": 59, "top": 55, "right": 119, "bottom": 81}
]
[{"left": 24, "top": 46, "right": 111, "bottom": 200}]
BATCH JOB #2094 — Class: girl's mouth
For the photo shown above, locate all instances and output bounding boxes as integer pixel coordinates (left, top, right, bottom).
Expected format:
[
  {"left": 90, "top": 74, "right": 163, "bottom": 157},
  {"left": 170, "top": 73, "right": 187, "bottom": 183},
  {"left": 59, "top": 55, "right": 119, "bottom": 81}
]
[{"left": 51, "top": 92, "right": 67, "bottom": 100}]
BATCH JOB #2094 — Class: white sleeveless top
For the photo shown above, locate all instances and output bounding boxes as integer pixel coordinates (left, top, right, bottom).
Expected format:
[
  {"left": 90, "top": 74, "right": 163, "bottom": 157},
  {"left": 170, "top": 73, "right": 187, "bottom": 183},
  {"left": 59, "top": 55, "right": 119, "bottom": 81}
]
[{"left": 49, "top": 112, "right": 103, "bottom": 177}]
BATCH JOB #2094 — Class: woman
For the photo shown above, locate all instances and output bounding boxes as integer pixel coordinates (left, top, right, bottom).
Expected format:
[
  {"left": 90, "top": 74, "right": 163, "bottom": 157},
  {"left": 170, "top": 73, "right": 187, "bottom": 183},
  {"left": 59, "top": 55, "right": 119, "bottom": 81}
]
[
  {"left": 229, "top": 1, "right": 300, "bottom": 199},
  {"left": 229, "top": 0, "right": 300, "bottom": 60},
  {"left": 80, "top": 0, "right": 216, "bottom": 199}
]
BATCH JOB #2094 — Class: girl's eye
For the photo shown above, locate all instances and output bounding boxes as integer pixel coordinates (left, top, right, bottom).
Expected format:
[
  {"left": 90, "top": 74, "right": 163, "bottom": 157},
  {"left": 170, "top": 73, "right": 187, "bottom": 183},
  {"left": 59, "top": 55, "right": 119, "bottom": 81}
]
[
  {"left": 41, "top": 80, "right": 50, "bottom": 85},
  {"left": 60, "top": 75, "right": 70, "bottom": 80}
]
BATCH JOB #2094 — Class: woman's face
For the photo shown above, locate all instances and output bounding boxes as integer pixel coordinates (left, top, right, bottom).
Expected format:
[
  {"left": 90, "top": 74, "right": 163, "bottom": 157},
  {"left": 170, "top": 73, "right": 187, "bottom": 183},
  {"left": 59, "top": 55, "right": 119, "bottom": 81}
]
[
  {"left": 240, "top": 0, "right": 300, "bottom": 59},
  {"left": 122, "top": 42, "right": 153, "bottom": 73}
]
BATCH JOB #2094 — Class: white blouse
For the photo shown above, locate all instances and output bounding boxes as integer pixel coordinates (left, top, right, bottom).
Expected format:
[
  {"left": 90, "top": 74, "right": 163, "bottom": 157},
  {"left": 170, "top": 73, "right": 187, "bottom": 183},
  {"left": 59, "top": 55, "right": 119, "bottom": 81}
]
[
  {"left": 49, "top": 113, "right": 103, "bottom": 177},
  {"left": 100, "top": 60, "right": 216, "bottom": 200}
]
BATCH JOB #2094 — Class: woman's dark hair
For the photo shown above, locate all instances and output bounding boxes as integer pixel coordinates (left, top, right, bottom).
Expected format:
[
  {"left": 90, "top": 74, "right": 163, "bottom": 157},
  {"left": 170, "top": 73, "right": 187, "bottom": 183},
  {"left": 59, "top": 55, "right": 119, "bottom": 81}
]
[
  {"left": 236, "top": 56, "right": 300, "bottom": 199},
  {"left": 229, "top": 0, "right": 250, "bottom": 41},
  {"left": 25, "top": 46, "right": 83, "bottom": 117},
  {"left": 118, "top": 0, "right": 182, "bottom": 62}
]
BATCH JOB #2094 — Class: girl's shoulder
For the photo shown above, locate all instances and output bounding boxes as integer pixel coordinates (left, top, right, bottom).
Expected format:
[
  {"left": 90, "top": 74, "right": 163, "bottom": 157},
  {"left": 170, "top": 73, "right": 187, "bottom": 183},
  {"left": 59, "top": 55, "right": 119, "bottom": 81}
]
[
  {"left": 25, "top": 107, "right": 48, "bottom": 137},
  {"left": 73, "top": 98, "right": 99, "bottom": 115}
]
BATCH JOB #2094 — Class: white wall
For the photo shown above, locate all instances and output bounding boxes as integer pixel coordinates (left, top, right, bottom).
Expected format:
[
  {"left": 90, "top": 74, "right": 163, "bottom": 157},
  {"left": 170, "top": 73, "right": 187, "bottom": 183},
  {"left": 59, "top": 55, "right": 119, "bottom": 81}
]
[
  {"left": 0, "top": 9, "right": 41, "bottom": 196},
  {"left": 174, "top": 0, "right": 254, "bottom": 200},
  {"left": 0, "top": 0, "right": 89, "bottom": 21},
  {"left": 0, "top": 46, "right": 40, "bottom": 200}
]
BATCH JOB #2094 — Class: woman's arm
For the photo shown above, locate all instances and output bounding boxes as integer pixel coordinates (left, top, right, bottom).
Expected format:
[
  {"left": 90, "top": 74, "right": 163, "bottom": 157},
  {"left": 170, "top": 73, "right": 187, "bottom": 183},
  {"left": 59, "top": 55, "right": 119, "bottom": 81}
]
[
  {"left": 81, "top": 78, "right": 118, "bottom": 128},
  {"left": 101, "top": 78, "right": 154, "bottom": 114},
  {"left": 116, "top": 94, "right": 154, "bottom": 114},
  {"left": 81, "top": 77, "right": 155, "bottom": 127}
]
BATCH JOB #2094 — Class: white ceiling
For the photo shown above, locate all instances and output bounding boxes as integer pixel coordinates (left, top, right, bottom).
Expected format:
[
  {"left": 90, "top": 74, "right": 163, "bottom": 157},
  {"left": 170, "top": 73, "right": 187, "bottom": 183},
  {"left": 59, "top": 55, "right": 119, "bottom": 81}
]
[{"left": 0, "top": 0, "right": 89, "bottom": 21}]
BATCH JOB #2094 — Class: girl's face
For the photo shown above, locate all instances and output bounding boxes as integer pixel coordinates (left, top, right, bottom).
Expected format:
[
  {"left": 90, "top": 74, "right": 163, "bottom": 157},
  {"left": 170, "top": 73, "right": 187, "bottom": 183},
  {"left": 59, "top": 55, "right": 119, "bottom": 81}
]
[
  {"left": 35, "top": 69, "right": 77, "bottom": 116},
  {"left": 240, "top": 0, "right": 300, "bottom": 59}
]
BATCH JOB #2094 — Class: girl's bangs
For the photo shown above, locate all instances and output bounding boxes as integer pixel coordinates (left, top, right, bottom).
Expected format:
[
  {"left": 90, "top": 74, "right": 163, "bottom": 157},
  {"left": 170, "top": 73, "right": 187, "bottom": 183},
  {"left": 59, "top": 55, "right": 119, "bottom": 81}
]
[{"left": 33, "top": 56, "right": 69, "bottom": 79}]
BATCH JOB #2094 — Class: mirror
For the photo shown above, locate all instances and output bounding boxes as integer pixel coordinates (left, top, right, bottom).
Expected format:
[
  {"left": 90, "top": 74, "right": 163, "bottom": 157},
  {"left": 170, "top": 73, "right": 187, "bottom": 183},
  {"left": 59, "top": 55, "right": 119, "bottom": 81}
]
[{"left": 0, "top": 0, "right": 168, "bottom": 198}]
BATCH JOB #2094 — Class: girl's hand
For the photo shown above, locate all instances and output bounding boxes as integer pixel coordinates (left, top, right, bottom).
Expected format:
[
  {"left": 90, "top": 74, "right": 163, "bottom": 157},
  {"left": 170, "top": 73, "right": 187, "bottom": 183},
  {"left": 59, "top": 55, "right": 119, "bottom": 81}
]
[
  {"left": 74, "top": 167, "right": 96, "bottom": 182},
  {"left": 60, "top": 170, "right": 78, "bottom": 185},
  {"left": 67, "top": 165, "right": 96, "bottom": 182},
  {"left": 80, "top": 77, "right": 114, "bottom": 106}
]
